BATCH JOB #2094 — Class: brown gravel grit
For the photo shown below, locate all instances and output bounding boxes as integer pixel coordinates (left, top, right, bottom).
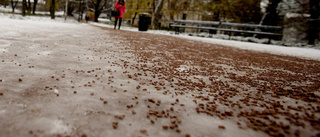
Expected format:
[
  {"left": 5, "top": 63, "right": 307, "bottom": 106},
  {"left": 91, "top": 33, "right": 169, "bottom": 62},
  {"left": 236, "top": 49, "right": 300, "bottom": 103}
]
[
  {"left": 102, "top": 27, "right": 320, "bottom": 137},
  {"left": 0, "top": 22, "right": 319, "bottom": 137}
]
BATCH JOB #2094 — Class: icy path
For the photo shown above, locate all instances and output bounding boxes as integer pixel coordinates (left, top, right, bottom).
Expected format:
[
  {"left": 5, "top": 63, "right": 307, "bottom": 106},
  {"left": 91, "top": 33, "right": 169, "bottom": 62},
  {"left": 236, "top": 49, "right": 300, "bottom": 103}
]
[{"left": 0, "top": 16, "right": 319, "bottom": 137}]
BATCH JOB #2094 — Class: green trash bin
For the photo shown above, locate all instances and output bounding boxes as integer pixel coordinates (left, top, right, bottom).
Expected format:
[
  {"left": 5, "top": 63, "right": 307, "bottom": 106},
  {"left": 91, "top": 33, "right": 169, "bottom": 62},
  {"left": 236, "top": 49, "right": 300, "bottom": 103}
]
[{"left": 139, "top": 13, "right": 151, "bottom": 31}]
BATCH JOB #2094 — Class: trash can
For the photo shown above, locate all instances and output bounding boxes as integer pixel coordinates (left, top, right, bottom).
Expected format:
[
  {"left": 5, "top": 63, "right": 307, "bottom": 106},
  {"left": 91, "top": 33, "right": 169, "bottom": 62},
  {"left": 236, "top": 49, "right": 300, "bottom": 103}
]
[{"left": 138, "top": 13, "right": 151, "bottom": 31}]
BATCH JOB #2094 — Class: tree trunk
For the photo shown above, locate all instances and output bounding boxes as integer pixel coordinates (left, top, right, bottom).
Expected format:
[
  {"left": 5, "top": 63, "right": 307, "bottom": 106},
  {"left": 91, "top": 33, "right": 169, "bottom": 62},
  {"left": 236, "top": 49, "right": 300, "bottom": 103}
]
[
  {"left": 32, "top": 0, "right": 38, "bottom": 14},
  {"left": 94, "top": 11, "right": 101, "bottom": 22},
  {"left": 152, "top": 0, "right": 164, "bottom": 29},
  {"left": 93, "top": 0, "right": 102, "bottom": 22},
  {"left": 132, "top": 0, "right": 140, "bottom": 25},
  {"left": 27, "top": 0, "right": 31, "bottom": 13},
  {"left": 64, "top": 0, "right": 68, "bottom": 20},
  {"left": 22, "top": 0, "right": 26, "bottom": 16},
  {"left": 153, "top": 0, "right": 156, "bottom": 12},
  {"left": 93, "top": 2, "right": 99, "bottom": 22},
  {"left": 307, "top": 0, "right": 319, "bottom": 45},
  {"left": 50, "top": 0, "right": 55, "bottom": 19},
  {"left": 79, "top": 0, "right": 83, "bottom": 22},
  {"left": 11, "top": 0, "right": 18, "bottom": 13},
  {"left": 168, "top": 0, "right": 178, "bottom": 21},
  {"left": 261, "top": 0, "right": 282, "bottom": 26},
  {"left": 132, "top": 12, "right": 138, "bottom": 25}
]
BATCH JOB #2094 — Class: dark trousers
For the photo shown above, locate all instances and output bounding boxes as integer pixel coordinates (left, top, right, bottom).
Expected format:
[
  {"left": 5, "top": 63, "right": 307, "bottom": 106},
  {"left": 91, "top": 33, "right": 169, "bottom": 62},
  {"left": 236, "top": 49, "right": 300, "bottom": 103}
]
[{"left": 114, "top": 18, "right": 122, "bottom": 29}]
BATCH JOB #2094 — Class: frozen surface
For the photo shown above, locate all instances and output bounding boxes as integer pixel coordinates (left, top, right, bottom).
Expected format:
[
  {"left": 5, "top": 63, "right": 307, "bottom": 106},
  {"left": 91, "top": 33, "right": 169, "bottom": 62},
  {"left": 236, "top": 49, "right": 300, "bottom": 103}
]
[{"left": 0, "top": 13, "right": 319, "bottom": 137}]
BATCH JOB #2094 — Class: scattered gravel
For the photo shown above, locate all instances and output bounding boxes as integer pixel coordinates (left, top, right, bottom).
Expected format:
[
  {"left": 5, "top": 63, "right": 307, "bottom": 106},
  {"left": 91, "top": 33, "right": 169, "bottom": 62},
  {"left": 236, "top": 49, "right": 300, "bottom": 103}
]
[{"left": 0, "top": 16, "right": 319, "bottom": 137}]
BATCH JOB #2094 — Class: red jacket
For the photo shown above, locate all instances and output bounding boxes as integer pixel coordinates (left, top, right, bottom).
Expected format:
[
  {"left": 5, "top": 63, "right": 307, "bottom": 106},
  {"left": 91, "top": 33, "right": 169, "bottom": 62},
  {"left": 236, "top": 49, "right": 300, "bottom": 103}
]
[{"left": 115, "top": 1, "right": 126, "bottom": 18}]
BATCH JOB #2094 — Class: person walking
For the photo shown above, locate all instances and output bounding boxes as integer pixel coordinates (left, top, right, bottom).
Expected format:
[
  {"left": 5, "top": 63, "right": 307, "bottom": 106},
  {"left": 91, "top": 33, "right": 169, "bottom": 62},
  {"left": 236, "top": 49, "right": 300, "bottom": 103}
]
[{"left": 114, "top": 0, "right": 126, "bottom": 30}]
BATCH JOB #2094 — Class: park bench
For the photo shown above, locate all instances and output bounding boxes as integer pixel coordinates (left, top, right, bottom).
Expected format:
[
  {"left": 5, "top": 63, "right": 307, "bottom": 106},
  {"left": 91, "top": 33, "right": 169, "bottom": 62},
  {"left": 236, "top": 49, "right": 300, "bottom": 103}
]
[{"left": 170, "top": 20, "right": 283, "bottom": 43}]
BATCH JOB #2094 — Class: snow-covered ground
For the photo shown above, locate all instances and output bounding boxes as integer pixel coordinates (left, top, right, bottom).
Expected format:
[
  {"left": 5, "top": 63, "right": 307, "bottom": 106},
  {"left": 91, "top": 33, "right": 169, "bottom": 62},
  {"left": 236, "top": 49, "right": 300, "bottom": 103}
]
[
  {"left": 1, "top": 10, "right": 320, "bottom": 137},
  {"left": 1, "top": 12, "right": 269, "bottom": 137},
  {"left": 1, "top": 5, "right": 320, "bottom": 62}
]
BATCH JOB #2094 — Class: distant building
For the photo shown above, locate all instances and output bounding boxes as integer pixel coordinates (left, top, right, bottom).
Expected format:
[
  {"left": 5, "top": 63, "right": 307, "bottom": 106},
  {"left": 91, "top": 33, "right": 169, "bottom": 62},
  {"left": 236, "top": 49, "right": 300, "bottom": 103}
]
[{"left": 124, "top": 0, "right": 203, "bottom": 31}]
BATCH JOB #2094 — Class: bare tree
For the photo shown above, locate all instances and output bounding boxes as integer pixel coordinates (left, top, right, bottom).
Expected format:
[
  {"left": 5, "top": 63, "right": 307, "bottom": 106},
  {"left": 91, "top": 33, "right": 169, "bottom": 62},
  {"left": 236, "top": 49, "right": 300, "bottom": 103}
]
[
  {"left": 90, "top": 0, "right": 108, "bottom": 22},
  {"left": 22, "top": 0, "right": 26, "bottom": 16},
  {"left": 10, "top": 0, "right": 18, "bottom": 13},
  {"left": 152, "top": 0, "right": 164, "bottom": 29},
  {"left": 0, "top": 0, "right": 9, "bottom": 7},
  {"left": 50, "top": 0, "right": 56, "bottom": 19},
  {"left": 307, "top": 0, "right": 319, "bottom": 45},
  {"left": 166, "top": 0, "right": 186, "bottom": 21},
  {"left": 32, "top": 0, "right": 38, "bottom": 14},
  {"left": 125, "top": 0, "right": 153, "bottom": 25},
  {"left": 261, "top": 0, "right": 282, "bottom": 26},
  {"left": 26, "top": 0, "right": 31, "bottom": 13},
  {"left": 131, "top": 0, "right": 140, "bottom": 25}
]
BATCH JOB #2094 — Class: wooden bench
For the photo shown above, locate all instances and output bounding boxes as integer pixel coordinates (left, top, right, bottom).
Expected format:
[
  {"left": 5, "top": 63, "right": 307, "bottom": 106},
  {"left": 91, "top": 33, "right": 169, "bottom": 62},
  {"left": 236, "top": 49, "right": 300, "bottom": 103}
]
[{"left": 170, "top": 20, "right": 283, "bottom": 43}]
